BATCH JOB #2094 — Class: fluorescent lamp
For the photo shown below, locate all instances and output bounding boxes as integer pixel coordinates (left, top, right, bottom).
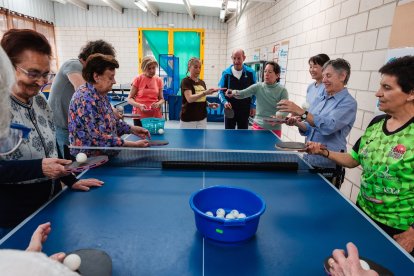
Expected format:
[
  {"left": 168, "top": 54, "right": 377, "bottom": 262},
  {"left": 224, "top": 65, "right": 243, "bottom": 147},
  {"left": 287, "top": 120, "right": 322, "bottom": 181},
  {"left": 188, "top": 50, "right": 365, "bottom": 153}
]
[
  {"left": 219, "top": 9, "right": 225, "bottom": 20},
  {"left": 134, "top": 0, "right": 148, "bottom": 12}
]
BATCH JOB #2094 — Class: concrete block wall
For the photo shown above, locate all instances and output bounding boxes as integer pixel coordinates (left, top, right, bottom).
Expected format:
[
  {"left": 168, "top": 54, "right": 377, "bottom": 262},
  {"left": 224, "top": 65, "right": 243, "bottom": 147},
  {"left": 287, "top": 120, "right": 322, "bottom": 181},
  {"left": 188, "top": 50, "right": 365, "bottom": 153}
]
[
  {"left": 54, "top": 26, "right": 227, "bottom": 88},
  {"left": 53, "top": 5, "right": 228, "bottom": 88},
  {"left": 55, "top": 27, "right": 139, "bottom": 86},
  {"left": 226, "top": 0, "right": 398, "bottom": 202}
]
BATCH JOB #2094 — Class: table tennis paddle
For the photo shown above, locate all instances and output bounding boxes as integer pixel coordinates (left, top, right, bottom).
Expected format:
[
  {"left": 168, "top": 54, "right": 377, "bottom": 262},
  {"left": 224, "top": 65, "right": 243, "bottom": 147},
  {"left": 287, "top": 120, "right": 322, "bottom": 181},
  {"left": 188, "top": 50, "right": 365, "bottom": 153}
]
[
  {"left": 323, "top": 256, "right": 393, "bottom": 276},
  {"left": 263, "top": 117, "right": 288, "bottom": 124},
  {"left": 224, "top": 108, "right": 235, "bottom": 119},
  {"left": 64, "top": 155, "right": 108, "bottom": 173},
  {"left": 123, "top": 113, "right": 140, "bottom": 118},
  {"left": 70, "top": 249, "right": 112, "bottom": 276},
  {"left": 275, "top": 142, "right": 307, "bottom": 151},
  {"left": 149, "top": 140, "right": 169, "bottom": 146}
]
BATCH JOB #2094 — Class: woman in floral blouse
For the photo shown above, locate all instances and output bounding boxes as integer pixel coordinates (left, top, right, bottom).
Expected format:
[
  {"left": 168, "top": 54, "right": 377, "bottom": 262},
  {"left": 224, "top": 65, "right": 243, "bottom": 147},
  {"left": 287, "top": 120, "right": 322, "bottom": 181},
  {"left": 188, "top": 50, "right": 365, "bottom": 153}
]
[{"left": 68, "top": 54, "right": 150, "bottom": 156}]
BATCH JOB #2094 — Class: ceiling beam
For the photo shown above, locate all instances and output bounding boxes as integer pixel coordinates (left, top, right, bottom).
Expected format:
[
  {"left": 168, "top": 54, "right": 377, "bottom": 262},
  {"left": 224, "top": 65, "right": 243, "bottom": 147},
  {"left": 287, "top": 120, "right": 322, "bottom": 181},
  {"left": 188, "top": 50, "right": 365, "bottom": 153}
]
[
  {"left": 101, "top": 0, "right": 123, "bottom": 13},
  {"left": 182, "top": 0, "right": 195, "bottom": 20},
  {"left": 140, "top": 0, "right": 159, "bottom": 17},
  {"left": 66, "top": 0, "right": 89, "bottom": 10},
  {"left": 52, "top": 0, "right": 67, "bottom": 4}
]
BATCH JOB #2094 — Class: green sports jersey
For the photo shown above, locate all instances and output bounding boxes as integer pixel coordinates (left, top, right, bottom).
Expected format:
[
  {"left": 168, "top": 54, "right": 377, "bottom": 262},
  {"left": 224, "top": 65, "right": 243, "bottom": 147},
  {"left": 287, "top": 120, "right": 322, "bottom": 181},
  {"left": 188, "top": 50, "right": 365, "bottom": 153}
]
[{"left": 351, "top": 114, "right": 414, "bottom": 230}]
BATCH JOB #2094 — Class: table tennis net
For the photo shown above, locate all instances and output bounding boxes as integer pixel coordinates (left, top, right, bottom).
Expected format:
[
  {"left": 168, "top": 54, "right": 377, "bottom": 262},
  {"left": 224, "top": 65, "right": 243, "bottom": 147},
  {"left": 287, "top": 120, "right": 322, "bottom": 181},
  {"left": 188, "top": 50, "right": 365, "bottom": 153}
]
[{"left": 70, "top": 146, "right": 311, "bottom": 171}]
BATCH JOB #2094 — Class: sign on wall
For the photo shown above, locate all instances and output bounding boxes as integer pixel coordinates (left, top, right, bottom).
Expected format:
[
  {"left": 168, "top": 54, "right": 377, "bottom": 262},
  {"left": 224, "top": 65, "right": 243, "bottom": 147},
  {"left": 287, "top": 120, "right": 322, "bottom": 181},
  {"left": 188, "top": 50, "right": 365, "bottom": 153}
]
[{"left": 273, "top": 41, "right": 289, "bottom": 86}]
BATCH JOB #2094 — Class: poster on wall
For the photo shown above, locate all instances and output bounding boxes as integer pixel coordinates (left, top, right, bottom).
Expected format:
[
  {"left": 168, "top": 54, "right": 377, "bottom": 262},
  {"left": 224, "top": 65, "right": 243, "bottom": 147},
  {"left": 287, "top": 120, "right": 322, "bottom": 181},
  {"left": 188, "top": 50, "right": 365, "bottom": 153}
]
[
  {"left": 277, "top": 41, "right": 289, "bottom": 86},
  {"left": 253, "top": 49, "right": 260, "bottom": 61},
  {"left": 261, "top": 47, "right": 268, "bottom": 60},
  {"left": 272, "top": 43, "right": 280, "bottom": 62},
  {"left": 374, "top": 47, "right": 414, "bottom": 115}
]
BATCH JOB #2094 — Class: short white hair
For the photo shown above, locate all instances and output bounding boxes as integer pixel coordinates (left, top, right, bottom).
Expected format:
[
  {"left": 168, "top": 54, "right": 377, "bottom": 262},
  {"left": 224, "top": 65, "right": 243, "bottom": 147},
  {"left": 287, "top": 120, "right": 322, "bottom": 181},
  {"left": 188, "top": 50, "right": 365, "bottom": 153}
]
[{"left": 0, "top": 46, "right": 15, "bottom": 139}]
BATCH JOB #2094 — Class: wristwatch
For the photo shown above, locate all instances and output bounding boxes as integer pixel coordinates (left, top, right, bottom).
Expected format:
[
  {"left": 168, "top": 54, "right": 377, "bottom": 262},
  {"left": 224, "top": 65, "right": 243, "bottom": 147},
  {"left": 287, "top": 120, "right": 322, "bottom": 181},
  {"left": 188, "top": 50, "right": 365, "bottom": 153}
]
[{"left": 301, "top": 111, "right": 308, "bottom": 120}]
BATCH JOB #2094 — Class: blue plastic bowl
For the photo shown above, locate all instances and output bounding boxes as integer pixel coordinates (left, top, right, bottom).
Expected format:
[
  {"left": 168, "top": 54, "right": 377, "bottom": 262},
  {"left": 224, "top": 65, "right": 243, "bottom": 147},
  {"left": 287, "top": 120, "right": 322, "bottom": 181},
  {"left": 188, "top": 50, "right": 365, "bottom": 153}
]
[
  {"left": 189, "top": 186, "right": 266, "bottom": 243},
  {"left": 141, "top": 117, "right": 165, "bottom": 135}
]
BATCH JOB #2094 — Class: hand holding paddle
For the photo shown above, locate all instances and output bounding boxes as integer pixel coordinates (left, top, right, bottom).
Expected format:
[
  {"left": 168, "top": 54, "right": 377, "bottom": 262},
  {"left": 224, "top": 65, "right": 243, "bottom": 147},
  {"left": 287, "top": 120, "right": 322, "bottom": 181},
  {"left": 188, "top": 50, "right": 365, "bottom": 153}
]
[
  {"left": 42, "top": 158, "right": 72, "bottom": 179},
  {"left": 64, "top": 155, "right": 109, "bottom": 173},
  {"left": 305, "top": 142, "right": 328, "bottom": 155},
  {"left": 208, "top": 102, "right": 219, "bottom": 110},
  {"left": 275, "top": 142, "right": 307, "bottom": 151}
]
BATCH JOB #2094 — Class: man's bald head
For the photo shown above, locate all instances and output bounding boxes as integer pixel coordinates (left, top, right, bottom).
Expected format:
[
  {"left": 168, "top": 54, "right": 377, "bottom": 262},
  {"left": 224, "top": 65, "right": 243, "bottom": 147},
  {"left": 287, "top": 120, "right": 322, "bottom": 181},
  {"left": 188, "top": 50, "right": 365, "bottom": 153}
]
[{"left": 231, "top": 49, "right": 246, "bottom": 71}]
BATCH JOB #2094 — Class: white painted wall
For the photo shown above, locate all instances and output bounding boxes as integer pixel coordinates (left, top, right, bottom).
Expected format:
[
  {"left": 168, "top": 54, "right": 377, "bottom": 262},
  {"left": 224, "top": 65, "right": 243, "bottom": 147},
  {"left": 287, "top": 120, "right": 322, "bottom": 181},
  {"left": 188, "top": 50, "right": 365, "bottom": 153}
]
[
  {"left": 53, "top": 4, "right": 228, "bottom": 87},
  {"left": 0, "top": 0, "right": 54, "bottom": 22},
  {"left": 226, "top": 0, "right": 398, "bottom": 202}
]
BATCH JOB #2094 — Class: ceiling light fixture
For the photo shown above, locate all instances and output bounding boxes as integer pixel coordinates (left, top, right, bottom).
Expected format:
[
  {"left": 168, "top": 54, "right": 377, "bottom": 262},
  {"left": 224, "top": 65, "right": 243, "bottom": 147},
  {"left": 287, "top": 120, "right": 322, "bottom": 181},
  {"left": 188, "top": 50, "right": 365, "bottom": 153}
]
[
  {"left": 134, "top": 0, "right": 148, "bottom": 12},
  {"left": 219, "top": 9, "right": 226, "bottom": 21},
  {"left": 53, "top": 0, "right": 67, "bottom": 4}
]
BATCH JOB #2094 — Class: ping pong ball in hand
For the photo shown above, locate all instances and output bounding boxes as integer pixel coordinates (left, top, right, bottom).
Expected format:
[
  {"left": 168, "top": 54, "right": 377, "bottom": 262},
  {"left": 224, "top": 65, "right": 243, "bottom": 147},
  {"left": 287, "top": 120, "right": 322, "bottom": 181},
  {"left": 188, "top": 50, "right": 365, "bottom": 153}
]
[
  {"left": 63, "top": 254, "right": 81, "bottom": 271},
  {"left": 360, "top": 260, "right": 370, "bottom": 270},
  {"left": 76, "top": 153, "right": 87, "bottom": 163},
  {"left": 275, "top": 111, "right": 288, "bottom": 118},
  {"left": 301, "top": 102, "right": 310, "bottom": 111},
  {"left": 158, "top": 129, "right": 164, "bottom": 134}
]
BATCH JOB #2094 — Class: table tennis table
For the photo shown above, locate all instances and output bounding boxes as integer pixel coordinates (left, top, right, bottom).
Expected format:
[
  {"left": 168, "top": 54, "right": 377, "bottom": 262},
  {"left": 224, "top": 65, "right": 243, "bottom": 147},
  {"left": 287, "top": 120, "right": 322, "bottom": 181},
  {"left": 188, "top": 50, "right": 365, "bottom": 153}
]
[{"left": 1, "top": 129, "right": 413, "bottom": 275}]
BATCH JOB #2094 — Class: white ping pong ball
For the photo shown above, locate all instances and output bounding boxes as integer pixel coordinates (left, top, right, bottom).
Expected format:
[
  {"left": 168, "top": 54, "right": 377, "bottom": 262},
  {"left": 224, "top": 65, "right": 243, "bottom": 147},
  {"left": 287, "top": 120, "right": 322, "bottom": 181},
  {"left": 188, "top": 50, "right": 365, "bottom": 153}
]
[
  {"left": 301, "top": 102, "right": 310, "bottom": 111},
  {"left": 158, "top": 129, "right": 164, "bottom": 134},
  {"left": 230, "top": 209, "right": 239, "bottom": 218},
  {"left": 63, "top": 254, "right": 81, "bottom": 271},
  {"left": 238, "top": 213, "right": 247, "bottom": 219},
  {"left": 76, "top": 153, "right": 87, "bottom": 163},
  {"left": 205, "top": 211, "right": 214, "bottom": 217},
  {"left": 360, "top": 259, "right": 370, "bottom": 270},
  {"left": 275, "top": 111, "right": 288, "bottom": 118},
  {"left": 225, "top": 213, "right": 235, "bottom": 219},
  {"left": 216, "top": 208, "right": 225, "bottom": 216}
]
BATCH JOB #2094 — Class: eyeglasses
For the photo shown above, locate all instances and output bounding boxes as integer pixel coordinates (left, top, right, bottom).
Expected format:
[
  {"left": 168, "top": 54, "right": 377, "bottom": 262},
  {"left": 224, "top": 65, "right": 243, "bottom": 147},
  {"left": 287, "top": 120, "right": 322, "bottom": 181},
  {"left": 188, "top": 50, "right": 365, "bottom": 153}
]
[
  {"left": 0, "top": 123, "right": 31, "bottom": 155},
  {"left": 16, "top": 66, "right": 55, "bottom": 81}
]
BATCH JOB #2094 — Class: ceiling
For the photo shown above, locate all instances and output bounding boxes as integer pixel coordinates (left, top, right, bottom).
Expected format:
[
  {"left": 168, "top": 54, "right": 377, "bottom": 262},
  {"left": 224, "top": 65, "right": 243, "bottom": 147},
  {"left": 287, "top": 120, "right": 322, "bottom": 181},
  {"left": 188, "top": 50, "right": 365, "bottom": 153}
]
[{"left": 53, "top": 0, "right": 276, "bottom": 21}]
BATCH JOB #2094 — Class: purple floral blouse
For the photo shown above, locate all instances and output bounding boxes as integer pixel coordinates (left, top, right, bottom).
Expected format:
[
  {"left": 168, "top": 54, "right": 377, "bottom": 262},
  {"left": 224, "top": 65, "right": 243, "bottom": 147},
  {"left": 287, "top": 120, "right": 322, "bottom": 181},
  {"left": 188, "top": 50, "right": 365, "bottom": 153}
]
[{"left": 68, "top": 83, "right": 131, "bottom": 155}]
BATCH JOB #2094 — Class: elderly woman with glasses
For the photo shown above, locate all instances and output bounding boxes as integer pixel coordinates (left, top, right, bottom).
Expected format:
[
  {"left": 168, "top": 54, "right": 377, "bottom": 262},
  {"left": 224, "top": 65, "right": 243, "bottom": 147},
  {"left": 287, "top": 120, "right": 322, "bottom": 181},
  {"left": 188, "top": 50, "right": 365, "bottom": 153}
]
[{"left": 0, "top": 29, "right": 103, "bottom": 237}]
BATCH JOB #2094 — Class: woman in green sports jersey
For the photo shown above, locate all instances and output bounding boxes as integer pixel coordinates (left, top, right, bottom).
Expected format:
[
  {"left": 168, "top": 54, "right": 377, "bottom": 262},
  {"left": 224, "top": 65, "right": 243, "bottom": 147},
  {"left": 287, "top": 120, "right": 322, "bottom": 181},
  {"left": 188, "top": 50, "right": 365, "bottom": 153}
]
[{"left": 306, "top": 56, "right": 414, "bottom": 258}]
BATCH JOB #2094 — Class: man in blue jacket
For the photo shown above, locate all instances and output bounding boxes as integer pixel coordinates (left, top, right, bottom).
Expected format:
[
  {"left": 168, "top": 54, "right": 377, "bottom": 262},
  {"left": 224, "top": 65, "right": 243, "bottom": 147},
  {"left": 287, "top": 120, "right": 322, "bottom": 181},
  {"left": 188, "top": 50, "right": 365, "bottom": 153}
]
[{"left": 218, "top": 49, "right": 256, "bottom": 129}]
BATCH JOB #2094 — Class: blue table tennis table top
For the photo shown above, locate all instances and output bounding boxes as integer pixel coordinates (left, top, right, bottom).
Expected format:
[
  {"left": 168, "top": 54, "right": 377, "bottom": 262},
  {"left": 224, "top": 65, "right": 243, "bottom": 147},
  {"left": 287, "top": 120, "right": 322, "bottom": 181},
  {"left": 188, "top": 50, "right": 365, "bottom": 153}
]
[{"left": 1, "top": 129, "right": 413, "bottom": 275}]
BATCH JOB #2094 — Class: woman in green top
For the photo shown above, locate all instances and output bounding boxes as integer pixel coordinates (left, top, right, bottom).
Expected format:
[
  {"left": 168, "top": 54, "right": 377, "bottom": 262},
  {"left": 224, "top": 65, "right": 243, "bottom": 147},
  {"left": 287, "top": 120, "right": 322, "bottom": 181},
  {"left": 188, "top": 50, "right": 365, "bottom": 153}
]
[
  {"left": 226, "top": 61, "right": 288, "bottom": 137},
  {"left": 307, "top": 56, "right": 414, "bottom": 257}
]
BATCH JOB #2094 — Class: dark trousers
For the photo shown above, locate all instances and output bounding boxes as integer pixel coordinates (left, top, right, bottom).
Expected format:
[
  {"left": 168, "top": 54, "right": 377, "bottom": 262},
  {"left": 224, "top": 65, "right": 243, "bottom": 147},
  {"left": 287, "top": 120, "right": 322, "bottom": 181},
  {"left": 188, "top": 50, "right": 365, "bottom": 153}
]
[
  {"left": 357, "top": 202, "right": 414, "bottom": 257},
  {"left": 313, "top": 166, "right": 345, "bottom": 189},
  {"left": 224, "top": 110, "right": 250, "bottom": 129},
  {"left": 133, "top": 119, "right": 142, "bottom": 127}
]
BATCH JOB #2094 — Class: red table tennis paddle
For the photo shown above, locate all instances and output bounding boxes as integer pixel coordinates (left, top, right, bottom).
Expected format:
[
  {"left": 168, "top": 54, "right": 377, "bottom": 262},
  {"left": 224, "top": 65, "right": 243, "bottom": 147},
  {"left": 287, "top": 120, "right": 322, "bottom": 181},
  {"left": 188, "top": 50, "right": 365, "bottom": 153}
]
[
  {"left": 275, "top": 142, "right": 307, "bottom": 151},
  {"left": 224, "top": 108, "right": 235, "bottom": 119},
  {"left": 149, "top": 140, "right": 169, "bottom": 146},
  {"left": 323, "top": 256, "right": 393, "bottom": 276},
  {"left": 64, "top": 155, "right": 108, "bottom": 173},
  {"left": 68, "top": 249, "right": 112, "bottom": 276}
]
